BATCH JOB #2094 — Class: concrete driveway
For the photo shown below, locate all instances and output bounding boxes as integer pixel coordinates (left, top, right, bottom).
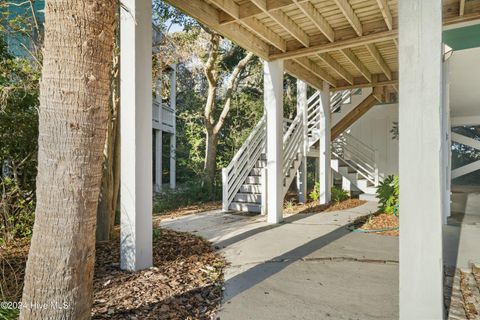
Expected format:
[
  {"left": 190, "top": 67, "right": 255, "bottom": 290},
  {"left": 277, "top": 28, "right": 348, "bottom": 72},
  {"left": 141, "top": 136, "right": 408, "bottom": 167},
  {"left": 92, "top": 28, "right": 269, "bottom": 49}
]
[{"left": 161, "top": 202, "right": 399, "bottom": 320}]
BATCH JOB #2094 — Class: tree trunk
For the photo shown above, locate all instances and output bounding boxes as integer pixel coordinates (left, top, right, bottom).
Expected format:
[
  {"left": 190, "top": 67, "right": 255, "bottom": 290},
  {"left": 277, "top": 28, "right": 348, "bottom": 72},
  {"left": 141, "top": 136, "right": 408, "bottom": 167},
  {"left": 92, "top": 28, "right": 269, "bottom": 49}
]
[
  {"left": 204, "top": 128, "right": 218, "bottom": 187},
  {"left": 96, "top": 27, "right": 120, "bottom": 243},
  {"left": 20, "top": 1, "right": 115, "bottom": 319}
]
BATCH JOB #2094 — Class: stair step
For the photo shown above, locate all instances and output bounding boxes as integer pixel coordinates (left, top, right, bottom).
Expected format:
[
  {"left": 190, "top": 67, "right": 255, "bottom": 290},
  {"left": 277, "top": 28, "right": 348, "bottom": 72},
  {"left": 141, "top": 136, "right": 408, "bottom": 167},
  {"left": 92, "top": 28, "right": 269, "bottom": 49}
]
[
  {"left": 229, "top": 202, "right": 261, "bottom": 213},
  {"left": 245, "top": 176, "right": 261, "bottom": 184},
  {"left": 338, "top": 166, "right": 350, "bottom": 176},
  {"left": 240, "top": 184, "right": 261, "bottom": 193},
  {"left": 250, "top": 168, "right": 262, "bottom": 176},
  {"left": 234, "top": 193, "right": 261, "bottom": 203},
  {"left": 256, "top": 160, "right": 266, "bottom": 168},
  {"left": 357, "top": 179, "right": 373, "bottom": 189},
  {"left": 359, "top": 193, "right": 378, "bottom": 202}
]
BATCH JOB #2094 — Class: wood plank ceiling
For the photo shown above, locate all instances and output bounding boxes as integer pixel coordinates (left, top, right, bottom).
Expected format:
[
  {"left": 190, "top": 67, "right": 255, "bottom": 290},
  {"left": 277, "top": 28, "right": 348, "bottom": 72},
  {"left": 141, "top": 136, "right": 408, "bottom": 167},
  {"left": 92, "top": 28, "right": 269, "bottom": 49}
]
[{"left": 166, "top": 0, "right": 480, "bottom": 91}]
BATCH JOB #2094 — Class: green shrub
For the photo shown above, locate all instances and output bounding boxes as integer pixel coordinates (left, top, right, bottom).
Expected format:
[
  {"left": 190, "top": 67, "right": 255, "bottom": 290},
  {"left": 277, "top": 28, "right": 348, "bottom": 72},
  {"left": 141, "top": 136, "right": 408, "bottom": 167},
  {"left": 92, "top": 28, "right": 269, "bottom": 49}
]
[
  {"left": 309, "top": 182, "right": 320, "bottom": 201},
  {"left": 376, "top": 175, "right": 399, "bottom": 214},
  {"left": 309, "top": 183, "right": 349, "bottom": 203},
  {"left": 331, "top": 186, "right": 349, "bottom": 203},
  {"left": 0, "top": 178, "right": 35, "bottom": 245}
]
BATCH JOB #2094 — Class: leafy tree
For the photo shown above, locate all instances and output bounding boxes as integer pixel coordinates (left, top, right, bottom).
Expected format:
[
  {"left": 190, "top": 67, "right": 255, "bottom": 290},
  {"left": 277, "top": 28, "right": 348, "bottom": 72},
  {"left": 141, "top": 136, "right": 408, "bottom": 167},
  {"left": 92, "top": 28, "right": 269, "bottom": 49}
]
[
  {"left": 0, "top": 36, "right": 39, "bottom": 189},
  {"left": 0, "top": 33, "right": 39, "bottom": 246}
]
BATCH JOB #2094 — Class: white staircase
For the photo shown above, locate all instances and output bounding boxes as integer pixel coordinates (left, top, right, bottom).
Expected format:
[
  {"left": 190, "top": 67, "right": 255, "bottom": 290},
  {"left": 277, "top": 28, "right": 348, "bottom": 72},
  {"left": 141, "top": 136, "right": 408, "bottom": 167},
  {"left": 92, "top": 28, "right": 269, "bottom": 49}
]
[
  {"left": 222, "top": 88, "right": 382, "bottom": 213},
  {"left": 331, "top": 132, "right": 381, "bottom": 200}
]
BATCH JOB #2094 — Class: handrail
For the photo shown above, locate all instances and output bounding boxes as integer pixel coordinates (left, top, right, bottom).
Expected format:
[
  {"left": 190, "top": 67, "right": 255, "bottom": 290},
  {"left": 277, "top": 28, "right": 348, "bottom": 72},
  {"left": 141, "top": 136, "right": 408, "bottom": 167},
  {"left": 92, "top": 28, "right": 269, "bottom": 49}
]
[
  {"left": 224, "top": 115, "right": 265, "bottom": 172},
  {"left": 222, "top": 87, "right": 371, "bottom": 211},
  {"left": 331, "top": 132, "right": 380, "bottom": 186},
  {"left": 222, "top": 115, "right": 266, "bottom": 210},
  {"left": 282, "top": 113, "right": 304, "bottom": 196}
]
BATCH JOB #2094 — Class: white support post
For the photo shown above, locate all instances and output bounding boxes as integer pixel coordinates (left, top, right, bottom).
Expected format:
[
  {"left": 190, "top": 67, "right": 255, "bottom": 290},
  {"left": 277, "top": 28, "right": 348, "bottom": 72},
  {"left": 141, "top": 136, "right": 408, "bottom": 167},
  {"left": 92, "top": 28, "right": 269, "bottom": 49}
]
[
  {"left": 399, "top": 1, "right": 444, "bottom": 319},
  {"left": 261, "top": 167, "right": 267, "bottom": 215},
  {"left": 319, "top": 82, "right": 331, "bottom": 204},
  {"left": 342, "top": 177, "right": 351, "bottom": 195},
  {"left": 296, "top": 80, "right": 308, "bottom": 203},
  {"left": 155, "top": 130, "right": 162, "bottom": 192},
  {"left": 169, "top": 65, "right": 176, "bottom": 189},
  {"left": 120, "top": 0, "right": 152, "bottom": 271},
  {"left": 442, "top": 55, "right": 452, "bottom": 224},
  {"left": 264, "top": 60, "right": 284, "bottom": 224}
]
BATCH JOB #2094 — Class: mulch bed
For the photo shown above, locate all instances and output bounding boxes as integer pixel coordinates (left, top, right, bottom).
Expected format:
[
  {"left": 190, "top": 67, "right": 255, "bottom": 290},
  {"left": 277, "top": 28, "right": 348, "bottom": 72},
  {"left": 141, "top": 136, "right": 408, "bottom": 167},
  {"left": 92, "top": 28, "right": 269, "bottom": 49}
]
[
  {"left": 352, "top": 213, "right": 399, "bottom": 236},
  {"left": 154, "top": 201, "right": 221, "bottom": 222},
  {"left": 0, "top": 227, "right": 226, "bottom": 320},
  {"left": 284, "top": 198, "right": 367, "bottom": 215}
]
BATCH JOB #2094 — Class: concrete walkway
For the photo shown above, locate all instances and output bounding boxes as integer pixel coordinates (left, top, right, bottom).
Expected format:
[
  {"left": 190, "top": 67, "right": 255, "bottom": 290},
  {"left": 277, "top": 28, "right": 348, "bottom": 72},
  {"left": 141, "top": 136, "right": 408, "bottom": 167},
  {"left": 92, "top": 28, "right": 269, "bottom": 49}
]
[{"left": 161, "top": 202, "right": 399, "bottom": 320}]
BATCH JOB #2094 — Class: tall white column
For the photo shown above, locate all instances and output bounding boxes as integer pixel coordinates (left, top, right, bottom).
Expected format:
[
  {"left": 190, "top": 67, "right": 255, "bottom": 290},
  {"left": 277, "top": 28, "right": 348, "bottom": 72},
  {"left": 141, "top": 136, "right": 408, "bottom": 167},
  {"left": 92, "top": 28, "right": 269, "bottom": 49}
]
[
  {"left": 169, "top": 66, "right": 176, "bottom": 189},
  {"left": 120, "top": 0, "right": 152, "bottom": 271},
  {"left": 442, "top": 56, "right": 452, "bottom": 224},
  {"left": 399, "top": 1, "right": 444, "bottom": 319},
  {"left": 155, "top": 130, "right": 162, "bottom": 192},
  {"left": 319, "top": 83, "right": 331, "bottom": 204},
  {"left": 296, "top": 80, "right": 308, "bottom": 203},
  {"left": 264, "top": 60, "right": 284, "bottom": 224}
]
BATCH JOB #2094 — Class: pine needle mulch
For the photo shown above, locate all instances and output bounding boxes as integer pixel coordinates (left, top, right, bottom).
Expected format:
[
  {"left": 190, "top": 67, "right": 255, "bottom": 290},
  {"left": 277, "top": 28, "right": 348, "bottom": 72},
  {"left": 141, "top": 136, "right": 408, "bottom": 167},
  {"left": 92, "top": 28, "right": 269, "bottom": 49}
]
[
  {"left": 284, "top": 198, "right": 367, "bottom": 215},
  {"left": 0, "top": 227, "right": 226, "bottom": 320},
  {"left": 351, "top": 213, "right": 399, "bottom": 236}
]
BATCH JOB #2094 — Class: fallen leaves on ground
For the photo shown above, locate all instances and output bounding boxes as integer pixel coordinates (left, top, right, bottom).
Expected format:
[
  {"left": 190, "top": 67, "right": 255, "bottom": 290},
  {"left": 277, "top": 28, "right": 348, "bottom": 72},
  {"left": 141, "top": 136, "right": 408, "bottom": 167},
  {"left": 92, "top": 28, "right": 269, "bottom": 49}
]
[
  {"left": 284, "top": 198, "right": 367, "bottom": 215},
  {"left": 460, "top": 270, "right": 480, "bottom": 320},
  {"left": 92, "top": 228, "right": 225, "bottom": 319},
  {"left": 0, "top": 228, "right": 225, "bottom": 320},
  {"left": 353, "top": 213, "right": 399, "bottom": 236},
  {"left": 0, "top": 238, "right": 29, "bottom": 302}
]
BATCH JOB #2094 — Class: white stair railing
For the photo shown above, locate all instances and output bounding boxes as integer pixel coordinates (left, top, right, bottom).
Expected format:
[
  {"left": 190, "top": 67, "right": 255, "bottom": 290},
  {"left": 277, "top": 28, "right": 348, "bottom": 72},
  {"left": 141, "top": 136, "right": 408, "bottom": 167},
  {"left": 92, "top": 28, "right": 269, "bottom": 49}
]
[
  {"left": 222, "top": 88, "right": 366, "bottom": 212},
  {"left": 282, "top": 113, "right": 305, "bottom": 196},
  {"left": 222, "top": 115, "right": 266, "bottom": 211},
  {"left": 331, "top": 132, "right": 380, "bottom": 185}
]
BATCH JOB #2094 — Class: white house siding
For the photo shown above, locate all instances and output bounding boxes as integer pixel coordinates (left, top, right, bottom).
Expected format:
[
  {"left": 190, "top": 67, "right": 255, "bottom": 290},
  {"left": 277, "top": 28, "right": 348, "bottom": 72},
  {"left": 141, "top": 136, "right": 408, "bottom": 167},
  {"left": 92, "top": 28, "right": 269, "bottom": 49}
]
[{"left": 347, "top": 103, "right": 399, "bottom": 177}]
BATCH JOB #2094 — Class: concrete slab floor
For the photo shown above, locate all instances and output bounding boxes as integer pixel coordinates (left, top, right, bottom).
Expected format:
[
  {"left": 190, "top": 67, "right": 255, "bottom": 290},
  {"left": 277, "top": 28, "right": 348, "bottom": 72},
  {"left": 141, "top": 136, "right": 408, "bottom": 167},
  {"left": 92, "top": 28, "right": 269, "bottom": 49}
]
[{"left": 162, "top": 202, "right": 399, "bottom": 319}]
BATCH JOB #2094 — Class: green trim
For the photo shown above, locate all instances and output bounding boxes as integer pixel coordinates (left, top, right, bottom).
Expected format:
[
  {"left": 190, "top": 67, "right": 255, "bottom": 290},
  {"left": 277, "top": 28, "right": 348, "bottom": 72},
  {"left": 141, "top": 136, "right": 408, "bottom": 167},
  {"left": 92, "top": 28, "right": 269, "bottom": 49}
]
[{"left": 443, "top": 24, "right": 480, "bottom": 51}]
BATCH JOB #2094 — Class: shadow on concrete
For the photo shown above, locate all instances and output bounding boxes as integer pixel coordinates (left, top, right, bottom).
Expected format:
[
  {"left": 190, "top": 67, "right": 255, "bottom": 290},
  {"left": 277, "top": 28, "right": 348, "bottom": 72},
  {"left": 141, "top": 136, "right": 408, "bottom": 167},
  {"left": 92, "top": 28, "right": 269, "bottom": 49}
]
[
  {"left": 215, "top": 212, "right": 320, "bottom": 249},
  {"left": 223, "top": 222, "right": 352, "bottom": 300}
]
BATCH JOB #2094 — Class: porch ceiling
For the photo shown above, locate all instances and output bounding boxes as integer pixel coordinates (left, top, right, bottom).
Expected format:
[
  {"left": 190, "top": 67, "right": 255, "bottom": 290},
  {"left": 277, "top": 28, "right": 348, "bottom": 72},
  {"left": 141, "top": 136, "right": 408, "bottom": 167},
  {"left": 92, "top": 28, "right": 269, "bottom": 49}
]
[{"left": 166, "top": 0, "right": 480, "bottom": 90}]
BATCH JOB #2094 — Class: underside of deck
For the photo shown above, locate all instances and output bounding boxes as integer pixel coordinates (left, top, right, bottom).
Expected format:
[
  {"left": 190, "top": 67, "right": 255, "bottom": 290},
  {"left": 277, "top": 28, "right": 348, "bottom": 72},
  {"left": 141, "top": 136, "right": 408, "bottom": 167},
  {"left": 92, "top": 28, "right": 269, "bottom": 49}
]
[{"left": 166, "top": 0, "right": 480, "bottom": 91}]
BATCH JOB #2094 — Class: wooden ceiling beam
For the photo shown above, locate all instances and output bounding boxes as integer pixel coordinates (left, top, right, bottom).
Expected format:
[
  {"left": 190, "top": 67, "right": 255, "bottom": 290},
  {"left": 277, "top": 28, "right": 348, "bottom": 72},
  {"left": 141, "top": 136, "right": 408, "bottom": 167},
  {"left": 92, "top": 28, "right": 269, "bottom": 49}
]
[
  {"left": 246, "top": 0, "right": 309, "bottom": 47},
  {"left": 293, "top": 57, "right": 337, "bottom": 87},
  {"left": 459, "top": 0, "right": 466, "bottom": 16},
  {"left": 269, "top": 29, "right": 397, "bottom": 60},
  {"left": 219, "top": 0, "right": 296, "bottom": 25},
  {"left": 166, "top": 0, "right": 270, "bottom": 59},
  {"left": 318, "top": 52, "right": 354, "bottom": 85},
  {"left": 241, "top": 17, "right": 287, "bottom": 51},
  {"left": 332, "top": 0, "right": 363, "bottom": 36},
  {"left": 375, "top": 0, "right": 393, "bottom": 30},
  {"left": 210, "top": 0, "right": 239, "bottom": 19},
  {"left": 365, "top": 43, "right": 392, "bottom": 80},
  {"left": 340, "top": 48, "right": 372, "bottom": 82},
  {"left": 295, "top": 1, "right": 335, "bottom": 42},
  {"left": 284, "top": 60, "right": 324, "bottom": 90},
  {"left": 333, "top": 72, "right": 398, "bottom": 91},
  {"left": 268, "top": 9, "right": 310, "bottom": 47}
]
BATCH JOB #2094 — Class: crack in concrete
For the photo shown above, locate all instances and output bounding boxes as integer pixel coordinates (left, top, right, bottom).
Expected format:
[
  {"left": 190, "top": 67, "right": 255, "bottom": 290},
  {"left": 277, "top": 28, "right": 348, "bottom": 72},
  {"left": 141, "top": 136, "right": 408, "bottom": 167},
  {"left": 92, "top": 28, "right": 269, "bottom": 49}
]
[{"left": 229, "top": 256, "right": 399, "bottom": 268}]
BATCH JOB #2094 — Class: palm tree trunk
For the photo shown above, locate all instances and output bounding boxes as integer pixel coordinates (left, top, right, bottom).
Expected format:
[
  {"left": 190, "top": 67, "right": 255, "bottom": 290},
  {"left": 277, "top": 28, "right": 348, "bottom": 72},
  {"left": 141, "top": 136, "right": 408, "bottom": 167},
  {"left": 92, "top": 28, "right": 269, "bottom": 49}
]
[{"left": 20, "top": 1, "right": 116, "bottom": 319}]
